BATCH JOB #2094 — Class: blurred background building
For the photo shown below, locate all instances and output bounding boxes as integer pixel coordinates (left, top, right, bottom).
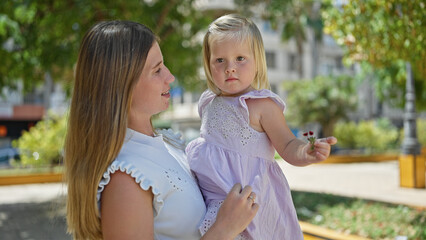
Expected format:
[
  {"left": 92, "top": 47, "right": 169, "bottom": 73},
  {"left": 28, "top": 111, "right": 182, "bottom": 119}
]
[
  {"left": 159, "top": 0, "right": 423, "bottom": 141},
  {"left": 0, "top": 0, "right": 424, "bottom": 145}
]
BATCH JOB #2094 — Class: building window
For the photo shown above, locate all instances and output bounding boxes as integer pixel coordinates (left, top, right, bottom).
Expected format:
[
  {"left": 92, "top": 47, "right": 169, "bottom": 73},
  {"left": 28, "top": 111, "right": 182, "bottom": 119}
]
[
  {"left": 265, "top": 51, "right": 276, "bottom": 69},
  {"left": 262, "top": 21, "right": 275, "bottom": 33},
  {"left": 335, "top": 56, "right": 343, "bottom": 70}
]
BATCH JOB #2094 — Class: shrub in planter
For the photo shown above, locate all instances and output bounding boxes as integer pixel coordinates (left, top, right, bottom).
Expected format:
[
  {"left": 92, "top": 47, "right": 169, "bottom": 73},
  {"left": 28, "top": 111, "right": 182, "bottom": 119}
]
[
  {"left": 333, "top": 118, "right": 399, "bottom": 154},
  {"left": 332, "top": 121, "right": 358, "bottom": 149},
  {"left": 12, "top": 112, "right": 67, "bottom": 168}
]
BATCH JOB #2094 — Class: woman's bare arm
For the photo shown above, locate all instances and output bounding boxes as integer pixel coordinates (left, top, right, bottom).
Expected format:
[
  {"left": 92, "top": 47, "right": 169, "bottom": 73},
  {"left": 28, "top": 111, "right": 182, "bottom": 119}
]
[{"left": 101, "top": 171, "right": 154, "bottom": 240}]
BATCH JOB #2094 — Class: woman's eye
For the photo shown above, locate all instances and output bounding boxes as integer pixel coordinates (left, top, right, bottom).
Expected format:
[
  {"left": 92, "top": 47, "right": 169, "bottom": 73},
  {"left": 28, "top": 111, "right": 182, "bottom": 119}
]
[
  {"left": 237, "top": 56, "right": 245, "bottom": 61},
  {"left": 155, "top": 68, "right": 162, "bottom": 74},
  {"left": 216, "top": 58, "right": 224, "bottom": 63}
]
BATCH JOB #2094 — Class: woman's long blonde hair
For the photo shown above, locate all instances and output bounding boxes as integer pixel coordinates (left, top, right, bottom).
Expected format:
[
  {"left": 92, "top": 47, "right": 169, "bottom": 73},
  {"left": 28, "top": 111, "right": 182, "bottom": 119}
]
[
  {"left": 64, "top": 20, "right": 156, "bottom": 239},
  {"left": 203, "top": 14, "right": 270, "bottom": 95}
]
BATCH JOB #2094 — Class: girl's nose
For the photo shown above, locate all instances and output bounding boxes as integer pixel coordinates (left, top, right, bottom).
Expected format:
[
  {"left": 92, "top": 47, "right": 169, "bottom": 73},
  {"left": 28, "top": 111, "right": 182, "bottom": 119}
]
[{"left": 225, "top": 63, "right": 236, "bottom": 74}]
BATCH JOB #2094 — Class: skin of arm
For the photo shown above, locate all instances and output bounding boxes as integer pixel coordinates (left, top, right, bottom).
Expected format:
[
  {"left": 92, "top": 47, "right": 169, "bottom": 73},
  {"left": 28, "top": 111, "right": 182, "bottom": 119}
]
[
  {"left": 246, "top": 98, "right": 337, "bottom": 167},
  {"left": 101, "top": 171, "right": 154, "bottom": 240},
  {"left": 101, "top": 174, "right": 258, "bottom": 240}
]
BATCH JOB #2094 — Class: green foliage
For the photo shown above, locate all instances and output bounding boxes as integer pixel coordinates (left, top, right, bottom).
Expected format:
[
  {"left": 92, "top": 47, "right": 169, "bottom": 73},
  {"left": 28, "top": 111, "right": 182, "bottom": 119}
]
[
  {"left": 12, "top": 113, "right": 67, "bottom": 167},
  {"left": 333, "top": 119, "right": 399, "bottom": 153},
  {"left": 283, "top": 75, "right": 358, "bottom": 136},
  {"left": 356, "top": 60, "right": 426, "bottom": 111},
  {"left": 323, "top": 0, "right": 426, "bottom": 78},
  {"left": 0, "top": 0, "right": 213, "bottom": 92},
  {"left": 418, "top": 119, "right": 426, "bottom": 147},
  {"left": 332, "top": 121, "right": 358, "bottom": 149},
  {"left": 293, "top": 191, "right": 426, "bottom": 240},
  {"left": 323, "top": 0, "right": 426, "bottom": 109},
  {"left": 400, "top": 118, "right": 426, "bottom": 148}
]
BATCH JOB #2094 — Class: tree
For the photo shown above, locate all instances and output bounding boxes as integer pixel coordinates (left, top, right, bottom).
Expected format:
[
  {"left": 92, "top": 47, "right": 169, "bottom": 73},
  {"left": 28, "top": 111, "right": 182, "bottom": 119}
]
[
  {"left": 283, "top": 75, "right": 358, "bottom": 137},
  {"left": 0, "top": 0, "right": 213, "bottom": 99},
  {"left": 322, "top": 0, "right": 426, "bottom": 109}
]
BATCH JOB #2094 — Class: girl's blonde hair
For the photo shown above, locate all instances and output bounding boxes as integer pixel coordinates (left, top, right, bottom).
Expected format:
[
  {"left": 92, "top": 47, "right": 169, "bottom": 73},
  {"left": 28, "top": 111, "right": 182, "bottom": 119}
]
[
  {"left": 64, "top": 20, "right": 156, "bottom": 239},
  {"left": 202, "top": 14, "right": 270, "bottom": 95}
]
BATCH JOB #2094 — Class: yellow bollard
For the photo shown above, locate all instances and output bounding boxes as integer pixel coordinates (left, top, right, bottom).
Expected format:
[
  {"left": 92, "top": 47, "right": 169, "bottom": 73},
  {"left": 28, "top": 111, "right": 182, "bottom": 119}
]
[{"left": 399, "top": 154, "right": 425, "bottom": 188}]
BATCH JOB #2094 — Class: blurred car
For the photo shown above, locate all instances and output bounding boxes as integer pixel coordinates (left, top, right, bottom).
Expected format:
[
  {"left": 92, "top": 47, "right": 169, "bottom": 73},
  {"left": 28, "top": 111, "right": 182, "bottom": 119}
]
[{"left": 0, "top": 147, "right": 20, "bottom": 168}]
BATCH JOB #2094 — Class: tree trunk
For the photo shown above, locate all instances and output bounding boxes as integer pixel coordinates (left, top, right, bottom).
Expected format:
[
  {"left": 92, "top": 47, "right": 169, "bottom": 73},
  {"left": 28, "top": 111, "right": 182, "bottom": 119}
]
[
  {"left": 296, "top": 37, "right": 304, "bottom": 79},
  {"left": 43, "top": 71, "right": 53, "bottom": 114},
  {"left": 311, "top": 30, "right": 318, "bottom": 79},
  {"left": 322, "top": 119, "right": 337, "bottom": 138}
]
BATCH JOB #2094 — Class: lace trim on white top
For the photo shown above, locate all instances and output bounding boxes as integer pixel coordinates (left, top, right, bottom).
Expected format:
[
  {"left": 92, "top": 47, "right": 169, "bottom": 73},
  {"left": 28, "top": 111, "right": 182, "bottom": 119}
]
[{"left": 97, "top": 161, "right": 164, "bottom": 214}]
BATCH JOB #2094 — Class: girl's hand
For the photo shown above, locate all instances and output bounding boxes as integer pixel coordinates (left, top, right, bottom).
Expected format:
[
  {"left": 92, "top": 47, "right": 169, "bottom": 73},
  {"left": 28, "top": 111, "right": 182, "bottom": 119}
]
[
  {"left": 202, "top": 184, "right": 259, "bottom": 240},
  {"left": 305, "top": 136, "right": 338, "bottom": 164}
]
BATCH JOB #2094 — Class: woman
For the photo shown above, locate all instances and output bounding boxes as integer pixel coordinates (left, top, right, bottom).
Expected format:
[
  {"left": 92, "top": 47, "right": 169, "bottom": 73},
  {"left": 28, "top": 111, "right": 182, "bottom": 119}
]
[{"left": 64, "top": 20, "right": 258, "bottom": 240}]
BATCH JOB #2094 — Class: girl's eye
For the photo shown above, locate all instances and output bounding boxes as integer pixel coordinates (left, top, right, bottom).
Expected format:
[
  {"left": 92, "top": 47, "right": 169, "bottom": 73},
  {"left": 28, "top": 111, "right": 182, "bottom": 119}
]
[
  {"left": 237, "top": 56, "right": 245, "bottom": 61},
  {"left": 216, "top": 58, "right": 224, "bottom": 63},
  {"left": 155, "top": 68, "right": 162, "bottom": 74}
]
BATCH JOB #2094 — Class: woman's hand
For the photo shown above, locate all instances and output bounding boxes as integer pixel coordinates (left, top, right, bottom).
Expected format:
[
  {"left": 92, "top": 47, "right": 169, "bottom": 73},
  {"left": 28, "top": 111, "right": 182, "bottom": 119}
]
[
  {"left": 202, "top": 184, "right": 259, "bottom": 240},
  {"left": 305, "top": 136, "right": 338, "bottom": 164}
]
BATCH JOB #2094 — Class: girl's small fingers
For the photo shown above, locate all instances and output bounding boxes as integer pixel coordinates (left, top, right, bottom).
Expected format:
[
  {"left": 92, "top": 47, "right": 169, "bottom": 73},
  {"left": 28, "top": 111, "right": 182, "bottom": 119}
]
[
  {"left": 316, "top": 150, "right": 328, "bottom": 159},
  {"left": 316, "top": 137, "right": 337, "bottom": 145}
]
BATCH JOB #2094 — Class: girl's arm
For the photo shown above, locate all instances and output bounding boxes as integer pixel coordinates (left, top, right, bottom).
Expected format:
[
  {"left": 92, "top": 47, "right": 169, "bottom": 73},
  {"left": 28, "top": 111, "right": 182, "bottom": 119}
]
[{"left": 246, "top": 98, "right": 337, "bottom": 166}]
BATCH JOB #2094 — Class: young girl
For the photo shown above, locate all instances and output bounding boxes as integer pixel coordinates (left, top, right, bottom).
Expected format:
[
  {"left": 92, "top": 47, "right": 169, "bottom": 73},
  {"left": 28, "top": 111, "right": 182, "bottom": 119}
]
[{"left": 186, "top": 14, "right": 337, "bottom": 240}]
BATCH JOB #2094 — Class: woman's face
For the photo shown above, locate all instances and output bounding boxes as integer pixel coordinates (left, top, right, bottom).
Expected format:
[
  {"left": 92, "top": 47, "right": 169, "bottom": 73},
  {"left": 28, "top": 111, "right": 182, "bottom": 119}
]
[{"left": 129, "top": 42, "right": 175, "bottom": 132}]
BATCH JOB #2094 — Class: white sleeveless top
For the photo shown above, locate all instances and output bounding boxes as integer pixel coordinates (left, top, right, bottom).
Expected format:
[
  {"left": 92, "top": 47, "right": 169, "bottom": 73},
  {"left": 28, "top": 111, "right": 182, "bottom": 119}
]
[{"left": 97, "top": 128, "right": 206, "bottom": 240}]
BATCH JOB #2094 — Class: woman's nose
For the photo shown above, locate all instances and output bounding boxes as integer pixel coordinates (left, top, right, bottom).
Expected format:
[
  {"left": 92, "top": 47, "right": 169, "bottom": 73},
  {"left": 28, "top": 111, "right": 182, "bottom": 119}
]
[
  {"left": 167, "top": 74, "right": 175, "bottom": 84},
  {"left": 165, "top": 67, "right": 175, "bottom": 83}
]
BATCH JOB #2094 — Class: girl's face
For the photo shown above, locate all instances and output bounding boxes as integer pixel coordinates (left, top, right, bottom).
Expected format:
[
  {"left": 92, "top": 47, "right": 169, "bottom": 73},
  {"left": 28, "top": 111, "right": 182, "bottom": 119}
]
[
  {"left": 129, "top": 42, "right": 175, "bottom": 132},
  {"left": 209, "top": 37, "right": 256, "bottom": 96}
]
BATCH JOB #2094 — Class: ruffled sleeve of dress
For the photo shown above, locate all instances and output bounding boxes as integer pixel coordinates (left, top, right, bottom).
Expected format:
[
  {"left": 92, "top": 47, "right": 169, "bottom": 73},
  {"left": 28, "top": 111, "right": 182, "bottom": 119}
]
[
  {"left": 238, "top": 89, "right": 286, "bottom": 122},
  {"left": 198, "top": 90, "right": 217, "bottom": 118},
  {"left": 97, "top": 160, "right": 165, "bottom": 213}
]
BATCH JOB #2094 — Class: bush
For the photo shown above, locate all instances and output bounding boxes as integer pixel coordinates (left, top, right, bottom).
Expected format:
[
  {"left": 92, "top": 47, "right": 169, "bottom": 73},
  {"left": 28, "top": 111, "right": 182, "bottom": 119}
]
[
  {"left": 12, "top": 112, "right": 67, "bottom": 168},
  {"left": 399, "top": 118, "right": 426, "bottom": 149},
  {"left": 333, "top": 118, "right": 399, "bottom": 153},
  {"left": 292, "top": 191, "right": 426, "bottom": 240},
  {"left": 418, "top": 118, "right": 426, "bottom": 147},
  {"left": 283, "top": 75, "right": 358, "bottom": 137}
]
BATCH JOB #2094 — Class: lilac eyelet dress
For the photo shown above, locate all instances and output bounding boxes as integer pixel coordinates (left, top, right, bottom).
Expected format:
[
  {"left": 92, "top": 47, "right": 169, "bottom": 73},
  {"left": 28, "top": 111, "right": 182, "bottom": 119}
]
[{"left": 186, "top": 89, "right": 304, "bottom": 240}]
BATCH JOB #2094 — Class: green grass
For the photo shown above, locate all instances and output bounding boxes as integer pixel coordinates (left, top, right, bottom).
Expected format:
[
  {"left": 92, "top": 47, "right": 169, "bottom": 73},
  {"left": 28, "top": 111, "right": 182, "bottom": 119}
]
[{"left": 292, "top": 191, "right": 426, "bottom": 240}]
